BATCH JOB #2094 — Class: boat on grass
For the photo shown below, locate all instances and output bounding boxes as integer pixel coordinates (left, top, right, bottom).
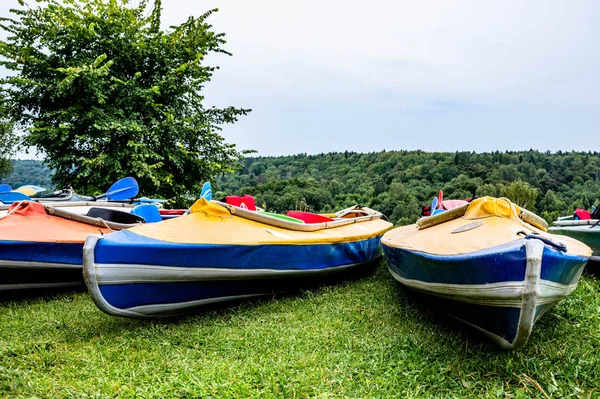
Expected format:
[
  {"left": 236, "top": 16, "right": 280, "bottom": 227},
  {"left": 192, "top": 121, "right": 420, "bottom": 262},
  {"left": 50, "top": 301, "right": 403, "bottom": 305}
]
[
  {"left": 0, "top": 201, "right": 148, "bottom": 291},
  {"left": 83, "top": 199, "right": 393, "bottom": 318},
  {"left": 382, "top": 197, "right": 591, "bottom": 350},
  {"left": 549, "top": 209, "right": 600, "bottom": 261}
]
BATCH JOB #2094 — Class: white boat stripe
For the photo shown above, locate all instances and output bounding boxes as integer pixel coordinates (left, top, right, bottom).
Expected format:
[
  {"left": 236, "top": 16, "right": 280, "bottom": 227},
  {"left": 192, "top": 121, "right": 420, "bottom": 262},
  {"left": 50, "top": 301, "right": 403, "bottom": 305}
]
[
  {"left": 93, "top": 261, "right": 373, "bottom": 284},
  {"left": 0, "top": 259, "right": 82, "bottom": 269},
  {"left": 388, "top": 268, "right": 578, "bottom": 308},
  {"left": 0, "top": 282, "right": 82, "bottom": 291}
]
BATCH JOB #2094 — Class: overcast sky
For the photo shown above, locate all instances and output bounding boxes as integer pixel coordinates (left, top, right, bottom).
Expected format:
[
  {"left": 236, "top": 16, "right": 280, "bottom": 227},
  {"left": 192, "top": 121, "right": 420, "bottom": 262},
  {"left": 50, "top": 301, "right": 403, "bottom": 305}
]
[{"left": 5, "top": 0, "right": 600, "bottom": 157}]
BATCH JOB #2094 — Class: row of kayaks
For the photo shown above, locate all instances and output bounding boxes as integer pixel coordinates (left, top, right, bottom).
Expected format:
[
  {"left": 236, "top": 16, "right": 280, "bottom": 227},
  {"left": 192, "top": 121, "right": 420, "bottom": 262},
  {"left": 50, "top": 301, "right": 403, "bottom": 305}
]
[{"left": 0, "top": 184, "right": 596, "bottom": 350}]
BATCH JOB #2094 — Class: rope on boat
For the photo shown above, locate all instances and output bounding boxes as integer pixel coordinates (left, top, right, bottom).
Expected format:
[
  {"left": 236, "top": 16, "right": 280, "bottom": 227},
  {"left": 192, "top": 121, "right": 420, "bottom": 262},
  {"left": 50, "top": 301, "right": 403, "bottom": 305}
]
[
  {"left": 0, "top": 200, "right": 25, "bottom": 220},
  {"left": 518, "top": 231, "right": 567, "bottom": 252}
]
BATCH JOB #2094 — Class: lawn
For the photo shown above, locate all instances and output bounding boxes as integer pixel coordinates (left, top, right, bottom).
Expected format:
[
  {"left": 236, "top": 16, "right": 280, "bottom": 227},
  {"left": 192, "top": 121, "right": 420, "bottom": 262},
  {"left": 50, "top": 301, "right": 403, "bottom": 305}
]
[{"left": 1, "top": 261, "right": 599, "bottom": 398}]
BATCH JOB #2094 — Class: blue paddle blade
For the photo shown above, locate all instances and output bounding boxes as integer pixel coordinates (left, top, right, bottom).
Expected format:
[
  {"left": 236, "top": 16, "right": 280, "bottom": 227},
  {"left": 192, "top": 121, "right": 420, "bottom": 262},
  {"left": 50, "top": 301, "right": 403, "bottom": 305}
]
[
  {"left": 0, "top": 192, "right": 31, "bottom": 204},
  {"left": 105, "top": 177, "right": 139, "bottom": 201},
  {"left": 431, "top": 197, "right": 438, "bottom": 214},
  {"left": 0, "top": 184, "right": 11, "bottom": 193},
  {"left": 200, "top": 181, "right": 212, "bottom": 200}
]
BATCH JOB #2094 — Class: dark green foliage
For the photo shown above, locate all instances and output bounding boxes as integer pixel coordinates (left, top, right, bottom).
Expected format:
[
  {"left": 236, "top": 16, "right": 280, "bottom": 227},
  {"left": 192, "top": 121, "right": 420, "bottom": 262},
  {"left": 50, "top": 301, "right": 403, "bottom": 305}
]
[
  {"left": 218, "top": 150, "right": 600, "bottom": 224},
  {"left": 8, "top": 151, "right": 600, "bottom": 224},
  {"left": 0, "top": 0, "right": 249, "bottom": 200},
  {"left": 0, "top": 160, "right": 53, "bottom": 189},
  {"left": 0, "top": 96, "right": 16, "bottom": 179}
]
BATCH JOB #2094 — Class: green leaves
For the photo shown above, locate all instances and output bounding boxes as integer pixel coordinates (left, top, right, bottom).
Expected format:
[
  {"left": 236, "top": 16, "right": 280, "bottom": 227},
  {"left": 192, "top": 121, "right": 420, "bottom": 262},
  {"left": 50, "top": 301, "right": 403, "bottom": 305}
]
[{"left": 0, "top": 0, "right": 250, "bottom": 199}]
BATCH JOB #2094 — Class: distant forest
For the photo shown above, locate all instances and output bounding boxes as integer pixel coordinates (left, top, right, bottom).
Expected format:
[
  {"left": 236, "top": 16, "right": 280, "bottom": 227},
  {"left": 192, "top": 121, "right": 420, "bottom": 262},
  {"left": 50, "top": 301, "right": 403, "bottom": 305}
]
[
  {"left": 1, "top": 160, "right": 53, "bottom": 189},
  {"left": 3, "top": 151, "right": 600, "bottom": 225}
]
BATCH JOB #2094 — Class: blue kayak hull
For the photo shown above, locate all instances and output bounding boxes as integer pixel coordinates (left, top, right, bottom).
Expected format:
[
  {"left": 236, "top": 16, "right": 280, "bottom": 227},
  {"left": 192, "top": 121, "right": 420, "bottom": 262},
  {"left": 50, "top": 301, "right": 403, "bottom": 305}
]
[
  {"left": 383, "top": 239, "right": 588, "bottom": 349},
  {"left": 0, "top": 241, "right": 84, "bottom": 291},
  {"left": 84, "top": 232, "right": 384, "bottom": 318}
]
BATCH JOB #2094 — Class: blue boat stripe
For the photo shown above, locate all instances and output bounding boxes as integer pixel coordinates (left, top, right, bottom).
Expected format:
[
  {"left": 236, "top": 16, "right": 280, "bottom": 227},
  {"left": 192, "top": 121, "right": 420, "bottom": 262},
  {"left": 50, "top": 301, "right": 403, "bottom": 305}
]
[
  {"left": 94, "top": 231, "right": 383, "bottom": 271},
  {"left": 383, "top": 239, "right": 589, "bottom": 286},
  {"left": 383, "top": 240, "right": 528, "bottom": 285},
  {"left": 0, "top": 241, "right": 83, "bottom": 265}
]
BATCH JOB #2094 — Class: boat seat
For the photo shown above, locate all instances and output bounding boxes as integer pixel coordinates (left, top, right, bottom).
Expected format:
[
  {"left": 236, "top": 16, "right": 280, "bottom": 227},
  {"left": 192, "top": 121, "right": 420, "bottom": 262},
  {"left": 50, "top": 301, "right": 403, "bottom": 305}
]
[
  {"left": 574, "top": 208, "right": 591, "bottom": 220},
  {"left": 442, "top": 200, "right": 469, "bottom": 210},
  {"left": 131, "top": 204, "right": 162, "bottom": 223},
  {"left": 226, "top": 195, "right": 257, "bottom": 211},
  {"left": 86, "top": 207, "right": 145, "bottom": 224},
  {"left": 286, "top": 211, "right": 334, "bottom": 223}
]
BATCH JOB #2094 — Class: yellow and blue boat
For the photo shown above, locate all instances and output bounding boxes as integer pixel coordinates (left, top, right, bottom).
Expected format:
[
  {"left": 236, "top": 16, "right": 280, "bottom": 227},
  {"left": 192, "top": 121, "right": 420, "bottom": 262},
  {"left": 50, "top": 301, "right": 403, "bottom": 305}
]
[
  {"left": 382, "top": 197, "right": 591, "bottom": 350},
  {"left": 84, "top": 199, "right": 393, "bottom": 318}
]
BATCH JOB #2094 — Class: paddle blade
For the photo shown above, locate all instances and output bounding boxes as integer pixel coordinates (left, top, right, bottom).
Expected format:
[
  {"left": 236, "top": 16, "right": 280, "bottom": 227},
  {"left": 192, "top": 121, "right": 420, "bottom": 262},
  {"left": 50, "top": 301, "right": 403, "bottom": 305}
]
[
  {"left": 14, "top": 185, "right": 47, "bottom": 197},
  {"left": 437, "top": 190, "right": 443, "bottom": 209},
  {"left": 430, "top": 197, "right": 438, "bottom": 214},
  {"left": 0, "top": 184, "right": 11, "bottom": 193},
  {"left": 0, "top": 192, "right": 31, "bottom": 204},
  {"left": 200, "top": 181, "right": 212, "bottom": 200},
  {"left": 105, "top": 177, "right": 139, "bottom": 200}
]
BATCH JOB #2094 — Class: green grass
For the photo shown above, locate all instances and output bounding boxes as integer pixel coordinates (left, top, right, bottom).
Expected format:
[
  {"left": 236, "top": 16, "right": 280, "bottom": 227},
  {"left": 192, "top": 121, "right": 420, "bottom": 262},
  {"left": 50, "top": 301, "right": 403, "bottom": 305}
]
[{"left": 1, "top": 261, "right": 600, "bottom": 398}]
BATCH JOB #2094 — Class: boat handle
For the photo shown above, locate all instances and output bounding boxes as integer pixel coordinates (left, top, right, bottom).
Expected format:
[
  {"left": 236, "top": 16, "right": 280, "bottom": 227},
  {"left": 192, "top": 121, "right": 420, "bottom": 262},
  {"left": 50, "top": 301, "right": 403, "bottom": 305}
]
[{"left": 517, "top": 231, "right": 567, "bottom": 252}]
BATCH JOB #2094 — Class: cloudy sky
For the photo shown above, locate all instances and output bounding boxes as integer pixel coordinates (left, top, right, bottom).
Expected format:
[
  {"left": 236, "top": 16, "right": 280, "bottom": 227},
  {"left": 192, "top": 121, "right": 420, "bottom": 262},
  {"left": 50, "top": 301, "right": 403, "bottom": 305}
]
[{"left": 5, "top": 0, "right": 600, "bottom": 156}]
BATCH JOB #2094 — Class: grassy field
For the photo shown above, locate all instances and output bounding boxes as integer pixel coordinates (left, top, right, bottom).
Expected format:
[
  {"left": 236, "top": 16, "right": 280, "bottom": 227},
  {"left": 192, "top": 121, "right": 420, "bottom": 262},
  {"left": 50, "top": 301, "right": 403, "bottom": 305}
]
[{"left": 1, "top": 261, "right": 599, "bottom": 398}]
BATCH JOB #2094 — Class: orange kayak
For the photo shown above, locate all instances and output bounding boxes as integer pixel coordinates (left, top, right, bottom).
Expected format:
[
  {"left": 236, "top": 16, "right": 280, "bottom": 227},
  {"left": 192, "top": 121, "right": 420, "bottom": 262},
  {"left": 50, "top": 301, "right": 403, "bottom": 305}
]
[{"left": 0, "top": 201, "right": 139, "bottom": 291}]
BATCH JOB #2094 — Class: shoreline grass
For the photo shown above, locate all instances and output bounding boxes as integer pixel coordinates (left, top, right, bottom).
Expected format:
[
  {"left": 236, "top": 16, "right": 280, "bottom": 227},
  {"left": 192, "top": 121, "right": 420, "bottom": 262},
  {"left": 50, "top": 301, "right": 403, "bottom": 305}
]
[{"left": 1, "top": 261, "right": 599, "bottom": 398}]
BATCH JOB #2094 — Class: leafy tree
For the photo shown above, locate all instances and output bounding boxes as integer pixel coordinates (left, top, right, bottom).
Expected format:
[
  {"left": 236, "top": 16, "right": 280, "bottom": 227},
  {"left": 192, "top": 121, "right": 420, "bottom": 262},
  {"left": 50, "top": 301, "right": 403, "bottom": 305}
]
[
  {"left": 0, "top": 96, "right": 16, "bottom": 179},
  {"left": 500, "top": 181, "right": 539, "bottom": 210},
  {"left": 0, "top": 0, "right": 249, "bottom": 200}
]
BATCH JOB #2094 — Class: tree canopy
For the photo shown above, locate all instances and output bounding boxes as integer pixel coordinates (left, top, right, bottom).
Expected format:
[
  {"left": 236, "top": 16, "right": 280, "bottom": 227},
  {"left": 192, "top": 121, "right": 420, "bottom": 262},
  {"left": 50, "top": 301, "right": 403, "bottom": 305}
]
[
  {"left": 0, "top": 0, "right": 249, "bottom": 199},
  {"left": 0, "top": 95, "right": 16, "bottom": 179},
  {"left": 5, "top": 150, "right": 600, "bottom": 225},
  {"left": 216, "top": 150, "right": 600, "bottom": 225}
]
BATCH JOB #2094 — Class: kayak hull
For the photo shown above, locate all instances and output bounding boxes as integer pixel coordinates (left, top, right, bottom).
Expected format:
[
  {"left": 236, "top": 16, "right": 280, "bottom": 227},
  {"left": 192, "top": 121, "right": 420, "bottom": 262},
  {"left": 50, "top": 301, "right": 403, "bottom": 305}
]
[
  {"left": 84, "top": 233, "right": 385, "bottom": 318},
  {"left": 383, "top": 239, "right": 587, "bottom": 349},
  {"left": 381, "top": 197, "right": 591, "bottom": 350},
  {"left": 0, "top": 241, "right": 85, "bottom": 291},
  {"left": 0, "top": 201, "right": 134, "bottom": 292}
]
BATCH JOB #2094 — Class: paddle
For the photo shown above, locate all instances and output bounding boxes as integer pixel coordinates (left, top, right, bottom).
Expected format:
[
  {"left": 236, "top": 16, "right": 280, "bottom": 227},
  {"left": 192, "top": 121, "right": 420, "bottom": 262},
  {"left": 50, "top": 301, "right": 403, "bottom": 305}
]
[
  {"left": 0, "top": 184, "right": 11, "bottom": 193},
  {"left": 0, "top": 191, "right": 31, "bottom": 204},
  {"left": 93, "top": 177, "right": 139, "bottom": 201},
  {"left": 431, "top": 197, "right": 438, "bottom": 213},
  {"left": 200, "top": 181, "right": 212, "bottom": 200},
  {"left": 131, "top": 197, "right": 168, "bottom": 204},
  {"left": 182, "top": 182, "right": 212, "bottom": 215},
  {"left": 430, "top": 196, "right": 446, "bottom": 216}
]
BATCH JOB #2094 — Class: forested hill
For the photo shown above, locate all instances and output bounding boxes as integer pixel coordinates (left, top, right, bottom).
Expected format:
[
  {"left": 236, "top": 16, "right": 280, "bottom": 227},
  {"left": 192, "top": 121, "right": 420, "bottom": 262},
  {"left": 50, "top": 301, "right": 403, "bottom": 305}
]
[
  {"left": 218, "top": 150, "right": 600, "bottom": 225},
  {"left": 4, "top": 151, "right": 600, "bottom": 225},
  {"left": 1, "top": 160, "right": 53, "bottom": 189}
]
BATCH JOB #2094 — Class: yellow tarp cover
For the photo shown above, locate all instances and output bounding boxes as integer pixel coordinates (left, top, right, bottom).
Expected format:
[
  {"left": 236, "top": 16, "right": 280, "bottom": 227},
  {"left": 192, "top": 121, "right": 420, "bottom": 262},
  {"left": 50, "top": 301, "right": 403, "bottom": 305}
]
[
  {"left": 129, "top": 199, "right": 393, "bottom": 245},
  {"left": 383, "top": 197, "right": 590, "bottom": 257},
  {"left": 463, "top": 196, "right": 521, "bottom": 220}
]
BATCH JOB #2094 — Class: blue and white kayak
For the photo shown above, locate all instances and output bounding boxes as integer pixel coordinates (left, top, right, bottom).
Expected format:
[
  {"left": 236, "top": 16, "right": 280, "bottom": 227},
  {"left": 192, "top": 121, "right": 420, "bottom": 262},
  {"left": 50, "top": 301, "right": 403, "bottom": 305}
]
[
  {"left": 382, "top": 197, "right": 591, "bottom": 350},
  {"left": 83, "top": 200, "right": 393, "bottom": 318}
]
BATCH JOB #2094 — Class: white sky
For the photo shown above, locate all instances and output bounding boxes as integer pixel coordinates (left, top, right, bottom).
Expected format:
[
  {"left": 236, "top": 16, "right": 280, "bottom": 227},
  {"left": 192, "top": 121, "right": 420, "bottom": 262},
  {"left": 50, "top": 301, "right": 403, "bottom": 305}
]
[{"left": 5, "top": 0, "right": 600, "bottom": 157}]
